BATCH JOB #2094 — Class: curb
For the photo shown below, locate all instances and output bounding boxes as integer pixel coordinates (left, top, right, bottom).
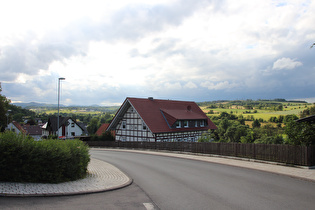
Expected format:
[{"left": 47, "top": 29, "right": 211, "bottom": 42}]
[{"left": 0, "top": 158, "right": 133, "bottom": 197}]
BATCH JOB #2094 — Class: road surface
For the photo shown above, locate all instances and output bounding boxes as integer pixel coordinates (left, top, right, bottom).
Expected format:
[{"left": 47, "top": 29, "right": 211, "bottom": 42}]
[{"left": 91, "top": 150, "right": 315, "bottom": 210}]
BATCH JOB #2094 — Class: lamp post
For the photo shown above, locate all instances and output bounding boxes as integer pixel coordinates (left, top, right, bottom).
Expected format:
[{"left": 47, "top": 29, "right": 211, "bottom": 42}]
[
  {"left": 5, "top": 110, "right": 10, "bottom": 130},
  {"left": 57, "top": 77, "right": 65, "bottom": 138}
]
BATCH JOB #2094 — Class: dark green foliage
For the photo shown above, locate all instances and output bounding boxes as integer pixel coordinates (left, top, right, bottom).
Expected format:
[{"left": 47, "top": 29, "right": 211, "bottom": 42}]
[
  {"left": 0, "top": 83, "right": 11, "bottom": 131},
  {"left": 0, "top": 132, "right": 90, "bottom": 183},
  {"left": 284, "top": 120, "right": 315, "bottom": 146},
  {"left": 252, "top": 119, "right": 261, "bottom": 128},
  {"left": 210, "top": 112, "right": 287, "bottom": 144},
  {"left": 90, "top": 131, "right": 115, "bottom": 141},
  {"left": 300, "top": 105, "right": 315, "bottom": 118}
]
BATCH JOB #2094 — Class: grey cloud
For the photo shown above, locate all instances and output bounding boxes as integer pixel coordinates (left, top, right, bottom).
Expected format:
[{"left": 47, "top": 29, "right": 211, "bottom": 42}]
[
  {"left": 1, "top": 0, "right": 215, "bottom": 83},
  {"left": 94, "top": 0, "right": 219, "bottom": 41}
]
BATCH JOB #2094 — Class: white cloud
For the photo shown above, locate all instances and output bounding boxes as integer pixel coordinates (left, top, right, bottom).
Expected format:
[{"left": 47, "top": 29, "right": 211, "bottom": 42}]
[
  {"left": 200, "top": 81, "right": 239, "bottom": 90},
  {"left": 164, "top": 82, "right": 182, "bottom": 90},
  {"left": 184, "top": 81, "right": 197, "bottom": 89},
  {"left": 1, "top": 0, "right": 315, "bottom": 105},
  {"left": 272, "top": 57, "right": 303, "bottom": 70}
]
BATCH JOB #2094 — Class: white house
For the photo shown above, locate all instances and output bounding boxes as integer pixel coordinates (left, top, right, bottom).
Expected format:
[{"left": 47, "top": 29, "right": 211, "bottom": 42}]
[
  {"left": 42, "top": 117, "right": 87, "bottom": 138},
  {"left": 6, "top": 121, "right": 42, "bottom": 140},
  {"left": 6, "top": 121, "right": 27, "bottom": 135}
]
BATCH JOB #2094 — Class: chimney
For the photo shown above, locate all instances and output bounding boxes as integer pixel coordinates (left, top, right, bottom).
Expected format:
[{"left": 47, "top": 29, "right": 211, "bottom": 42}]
[{"left": 148, "top": 97, "right": 154, "bottom": 100}]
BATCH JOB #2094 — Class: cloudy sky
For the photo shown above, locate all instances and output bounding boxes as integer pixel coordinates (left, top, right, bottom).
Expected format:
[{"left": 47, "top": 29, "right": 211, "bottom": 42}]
[{"left": 1, "top": 0, "right": 314, "bottom": 106}]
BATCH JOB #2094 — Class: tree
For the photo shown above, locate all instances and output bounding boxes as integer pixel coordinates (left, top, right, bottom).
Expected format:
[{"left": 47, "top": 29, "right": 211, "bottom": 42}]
[
  {"left": 0, "top": 83, "right": 11, "bottom": 131},
  {"left": 252, "top": 119, "right": 261, "bottom": 128},
  {"left": 284, "top": 120, "right": 315, "bottom": 146},
  {"left": 87, "top": 117, "right": 100, "bottom": 135},
  {"left": 283, "top": 114, "right": 298, "bottom": 125},
  {"left": 198, "top": 130, "right": 213, "bottom": 142}
]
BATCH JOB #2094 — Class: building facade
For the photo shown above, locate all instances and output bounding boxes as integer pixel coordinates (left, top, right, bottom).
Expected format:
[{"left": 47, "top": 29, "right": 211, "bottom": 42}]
[
  {"left": 42, "top": 117, "right": 86, "bottom": 138},
  {"left": 107, "top": 97, "right": 217, "bottom": 142}
]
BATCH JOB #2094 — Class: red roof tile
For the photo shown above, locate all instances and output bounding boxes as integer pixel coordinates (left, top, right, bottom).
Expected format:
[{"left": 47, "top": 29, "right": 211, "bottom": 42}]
[
  {"left": 96, "top": 123, "right": 110, "bottom": 136},
  {"left": 12, "top": 121, "right": 27, "bottom": 134},
  {"left": 109, "top": 97, "right": 217, "bottom": 134}
]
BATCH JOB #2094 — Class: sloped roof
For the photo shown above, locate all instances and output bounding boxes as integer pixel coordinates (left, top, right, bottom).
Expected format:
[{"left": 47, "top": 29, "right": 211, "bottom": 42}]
[
  {"left": 108, "top": 97, "right": 217, "bottom": 134},
  {"left": 96, "top": 123, "right": 110, "bottom": 136},
  {"left": 296, "top": 115, "right": 315, "bottom": 123},
  {"left": 11, "top": 121, "right": 27, "bottom": 134},
  {"left": 46, "top": 117, "right": 84, "bottom": 132},
  {"left": 23, "top": 125, "right": 42, "bottom": 136}
]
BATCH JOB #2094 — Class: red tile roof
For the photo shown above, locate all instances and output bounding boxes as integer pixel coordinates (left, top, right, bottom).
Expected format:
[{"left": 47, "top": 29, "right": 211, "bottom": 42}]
[
  {"left": 12, "top": 121, "right": 27, "bottom": 134},
  {"left": 108, "top": 97, "right": 217, "bottom": 134},
  {"left": 96, "top": 123, "right": 110, "bottom": 136}
]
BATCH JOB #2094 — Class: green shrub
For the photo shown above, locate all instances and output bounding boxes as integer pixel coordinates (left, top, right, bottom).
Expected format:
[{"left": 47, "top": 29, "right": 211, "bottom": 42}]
[
  {"left": 90, "top": 131, "right": 115, "bottom": 141},
  {"left": 0, "top": 131, "right": 90, "bottom": 183}
]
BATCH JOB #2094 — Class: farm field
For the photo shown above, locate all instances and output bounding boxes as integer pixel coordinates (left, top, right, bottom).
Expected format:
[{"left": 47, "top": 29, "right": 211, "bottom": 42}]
[
  {"left": 200, "top": 100, "right": 312, "bottom": 121},
  {"left": 30, "top": 99, "right": 312, "bottom": 123}
]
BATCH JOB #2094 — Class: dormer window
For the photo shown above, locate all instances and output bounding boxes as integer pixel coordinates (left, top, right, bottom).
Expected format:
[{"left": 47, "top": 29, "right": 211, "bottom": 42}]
[
  {"left": 195, "top": 121, "right": 198, "bottom": 127},
  {"left": 200, "top": 120, "right": 205, "bottom": 127},
  {"left": 184, "top": 120, "right": 188, "bottom": 128},
  {"left": 176, "top": 121, "right": 181, "bottom": 128}
]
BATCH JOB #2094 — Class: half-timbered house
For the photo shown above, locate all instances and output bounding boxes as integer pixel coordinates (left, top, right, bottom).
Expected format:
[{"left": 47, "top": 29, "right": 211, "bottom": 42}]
[{"left": 107, "top": 97, "right": 217, "bottom": 142}]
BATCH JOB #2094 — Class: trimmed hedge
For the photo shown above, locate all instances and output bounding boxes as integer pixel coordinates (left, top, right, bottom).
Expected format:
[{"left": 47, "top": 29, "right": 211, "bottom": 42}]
[{"left": 0, "top": 131, "right": 90, "bottom": 183}]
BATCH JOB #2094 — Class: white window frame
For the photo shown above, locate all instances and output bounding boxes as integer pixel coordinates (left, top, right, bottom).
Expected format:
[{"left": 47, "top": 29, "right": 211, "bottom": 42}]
[
  {"left": 200, "top": 120, "right": 205, "bottom": 127},
  {"left": 176, "top": 121, "right": 181, "bottom": 128},
  {"left": 184, "top": 120, "right": 189, "bottom": 128}
]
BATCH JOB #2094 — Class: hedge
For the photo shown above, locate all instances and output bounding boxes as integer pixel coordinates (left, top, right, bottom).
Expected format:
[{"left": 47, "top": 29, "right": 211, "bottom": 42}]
[{"left": 0, "top": 131, "right": 90, "bottom": 183}]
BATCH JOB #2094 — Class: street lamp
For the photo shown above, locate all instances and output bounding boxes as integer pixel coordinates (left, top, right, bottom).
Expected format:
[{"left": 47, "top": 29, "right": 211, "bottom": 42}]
[
  {"left": 5, "top": 110, "right": 11, "bottom": 130},
  {"left": 57, "top": 77, "right": 65, "bottom": 137}
]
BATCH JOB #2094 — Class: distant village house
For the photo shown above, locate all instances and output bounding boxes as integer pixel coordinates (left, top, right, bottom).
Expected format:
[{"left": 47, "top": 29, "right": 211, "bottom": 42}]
[{"left": 42, "top": 117, "right": 87, "bottom": 138}]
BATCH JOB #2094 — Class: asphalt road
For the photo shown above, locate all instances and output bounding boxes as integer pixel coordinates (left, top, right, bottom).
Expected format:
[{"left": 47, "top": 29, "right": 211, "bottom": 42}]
[
  {"left": 91, "top": 150, "right": 315, "bottom": 210},
  {"left": 0, "top": 182, "right": 155, "bottom": 210}
]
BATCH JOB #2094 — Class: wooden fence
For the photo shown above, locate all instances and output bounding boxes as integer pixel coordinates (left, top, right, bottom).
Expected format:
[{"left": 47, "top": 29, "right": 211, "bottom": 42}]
[{"left": 84, "top": 141, "right": 315, "bottom": 166}]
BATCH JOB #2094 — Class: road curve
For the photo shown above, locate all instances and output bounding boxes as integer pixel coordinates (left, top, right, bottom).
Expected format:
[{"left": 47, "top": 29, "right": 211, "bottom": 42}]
[{"left": 91, "top": 149, "right": 315, "bottom": 210}]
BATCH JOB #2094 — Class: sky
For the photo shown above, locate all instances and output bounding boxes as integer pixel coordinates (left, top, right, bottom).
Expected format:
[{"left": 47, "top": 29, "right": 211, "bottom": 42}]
[{"left": 1, "top": 0, "right": 315, "bottom": 106}]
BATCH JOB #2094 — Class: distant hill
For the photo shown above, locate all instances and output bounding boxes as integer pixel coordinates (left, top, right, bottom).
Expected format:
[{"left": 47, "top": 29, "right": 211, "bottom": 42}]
[
  {"left": 12, "top": 102, "right": 119, "bottom": 113},
  {"left": 12, "top": 102, "right": 60, "bottom": 108}
]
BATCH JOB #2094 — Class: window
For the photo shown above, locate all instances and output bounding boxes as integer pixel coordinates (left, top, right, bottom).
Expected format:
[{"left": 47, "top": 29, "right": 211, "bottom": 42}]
[
  {"left": 176, "top": 121, "right": 181, "bottom": 128},
  {"left": 122, "top": 121, "right": 126, "bottom": 129},
  {"left": 71, "top": 123, "right": 75, "bottom": 127},
  {"left": 71, "top": 132, "right": 75, "bottom": 136},
  {"left": 142, "top": 123, "right": 147, "bottom": 130},
  {"left": 200, "top": 120, "right": 205, "bottom": 127},
  {"left": 184, "top": 120, "right": 188, "bottom": 128}
]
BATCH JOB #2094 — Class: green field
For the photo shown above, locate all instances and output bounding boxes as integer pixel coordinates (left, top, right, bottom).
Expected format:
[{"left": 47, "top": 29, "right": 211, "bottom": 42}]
[{"left": 201, "top": 101, "right": 312, "bottom": 121}]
